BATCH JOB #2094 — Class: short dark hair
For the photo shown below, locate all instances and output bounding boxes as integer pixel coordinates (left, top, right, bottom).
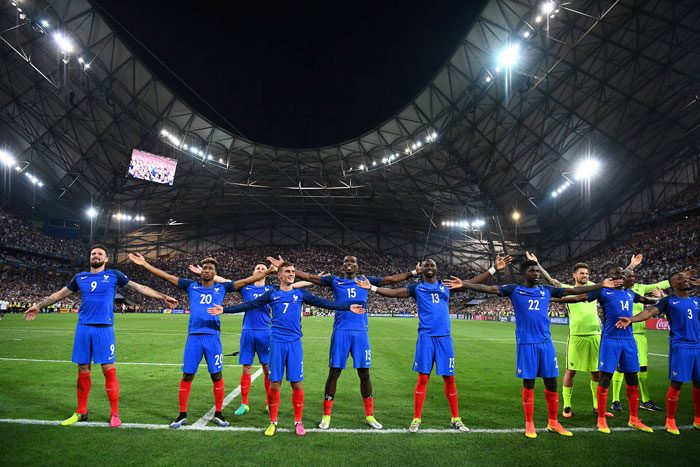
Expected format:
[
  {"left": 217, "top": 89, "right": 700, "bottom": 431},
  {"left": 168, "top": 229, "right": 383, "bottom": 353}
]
[
  {"left": 279, "top": 261, "right": 294, "bottom": 270},
  {"left": 520, "top": 260, "right": 538, "bottom": 274},
  {"left": 201, "top": 257, "right": 219, "bottom": 269},
  {"left": 573, "top": 262, "right": 589, "bottom": 273},
  {"left": 90, "top": 244, "right": 109, "bottom": 256}
]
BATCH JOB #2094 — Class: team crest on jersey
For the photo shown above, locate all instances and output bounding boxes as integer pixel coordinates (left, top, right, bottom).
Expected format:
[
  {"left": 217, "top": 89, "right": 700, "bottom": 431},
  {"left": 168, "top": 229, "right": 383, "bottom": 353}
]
[
  {"left": 214, "top": 287, "right": 220, "bottom": 293},
  {"left": 672, "top": 370, "right": 678, "bottom": 377},
  {"left": 540, "top": 290, "right": 545, "bottom": 296},
  {"left": 439, "top": 286, "right": 445, "bottom": 293},
  {"left": 293, "top": 295, "right": 299, "bottom": 301},
  {"left": 102, "top": 274, "right": 110, "bottom": 282}
]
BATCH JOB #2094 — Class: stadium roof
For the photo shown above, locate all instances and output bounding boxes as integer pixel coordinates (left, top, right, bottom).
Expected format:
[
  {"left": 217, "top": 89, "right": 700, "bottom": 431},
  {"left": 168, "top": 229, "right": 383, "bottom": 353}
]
[{"left": 1, "top": 0, "right": 699, "bottom": 264}]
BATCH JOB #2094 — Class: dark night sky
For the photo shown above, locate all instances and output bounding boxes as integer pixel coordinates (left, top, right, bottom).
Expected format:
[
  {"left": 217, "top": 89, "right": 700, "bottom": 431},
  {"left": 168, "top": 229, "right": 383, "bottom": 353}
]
[{"left": 94, "top": 1, "right": 487, "bottom": 148}]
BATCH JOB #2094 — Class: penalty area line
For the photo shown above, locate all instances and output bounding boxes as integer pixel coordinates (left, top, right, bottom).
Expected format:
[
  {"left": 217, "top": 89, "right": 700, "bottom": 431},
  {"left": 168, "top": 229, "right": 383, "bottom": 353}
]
[
  {"left": 191, "top": 366, "right": 265, "bottom": 427},
  {"left": 0, "top": 418, "right": 692, "bottom": 434}
]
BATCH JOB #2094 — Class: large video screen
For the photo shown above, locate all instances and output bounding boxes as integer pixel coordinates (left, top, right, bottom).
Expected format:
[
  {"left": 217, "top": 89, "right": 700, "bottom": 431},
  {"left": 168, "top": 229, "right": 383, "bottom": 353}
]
[{"left": 128, "top": 149, "right": 177, "bottom": 186}]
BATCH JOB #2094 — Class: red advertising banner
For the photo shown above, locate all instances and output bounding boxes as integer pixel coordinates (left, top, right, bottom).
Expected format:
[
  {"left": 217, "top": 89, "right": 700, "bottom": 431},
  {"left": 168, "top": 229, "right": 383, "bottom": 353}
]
[{"left": 646, "top": 318, "right": 669, "bottom": 331}]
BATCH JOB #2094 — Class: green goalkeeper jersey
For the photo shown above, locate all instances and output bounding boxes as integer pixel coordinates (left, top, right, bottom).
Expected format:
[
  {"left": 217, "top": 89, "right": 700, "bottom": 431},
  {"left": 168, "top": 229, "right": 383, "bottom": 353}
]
[
  {"left": 630, "top": 280, "right": 670, "bottom": 334},
  {"left": 563, "top": 282, "right": 601, "bottom": 336}
]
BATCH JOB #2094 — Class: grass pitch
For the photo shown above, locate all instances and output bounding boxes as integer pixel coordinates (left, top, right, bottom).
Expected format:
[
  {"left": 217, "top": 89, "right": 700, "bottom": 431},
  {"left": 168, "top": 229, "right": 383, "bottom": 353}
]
[{"left": 1, "top": 314, "right": 698, "bottom": 466}]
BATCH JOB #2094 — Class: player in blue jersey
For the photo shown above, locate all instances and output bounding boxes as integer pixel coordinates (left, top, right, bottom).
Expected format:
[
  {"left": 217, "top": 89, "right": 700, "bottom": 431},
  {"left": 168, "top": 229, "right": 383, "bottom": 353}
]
[
  {"left": 566, "top": 266, "right": 659, "bottom": 433},
  {"left": 268, "top": 254, "right": 445, "bottom": 430},
  {"left": 356, "top": 256, "right": 512, "bottom": 433},
  {"left": 208, "top": 261, "right": 365, "bottom": 437},
  {"left": 127, "top": 252, "right": 274, "bottom": 428},
  {"left": 188, "top": 262, "right": 316, "bottom": 416},
  {"left": 23, "top": 245, "right": 178, "bottom": 428},
  {"left": 616, "top": 269, "right": 700, "bottom": 434},
  {"left": 447, "top": 259, "right": 616, "bottom": 438}
]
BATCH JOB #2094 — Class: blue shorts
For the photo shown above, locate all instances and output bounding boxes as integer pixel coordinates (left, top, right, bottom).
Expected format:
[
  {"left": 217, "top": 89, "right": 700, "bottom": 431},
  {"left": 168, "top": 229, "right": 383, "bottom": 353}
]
[
  {"left": 413, "top": 335, "right": 455, "bottom": 376},
  {"left": 182, "top": 333, "right": 223, "bottom": 375},
  {"left": 329, "top": 330, "right": 371, "bottom": 369},
  {"left": 668, "top": 346, "right": 700, "bottom": 383},
  {"left": 239, "top": 329, "right": 271, "bottom": 366},
  {"left": 269, "top": 339, "right": 304, "bottom": 382},
  {"left": 599, "top": 337, "right": 639, "bottom": 374},
  {"left": 516, "top": 341, "right": 559, "bottom": 379},
  {"left": 72, "top": 324, "right": 116, "bottom": 364}
]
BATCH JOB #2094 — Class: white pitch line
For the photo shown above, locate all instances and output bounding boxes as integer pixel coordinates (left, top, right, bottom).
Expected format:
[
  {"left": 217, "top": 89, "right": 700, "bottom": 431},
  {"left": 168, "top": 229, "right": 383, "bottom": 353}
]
[
  {"left": 0, "top": 418, "right": 693, "bottom": 434},
  {"left": 0, "top": 357, "right": 247, "bottom": 368},
  {"left": 191, "top": 367, "right": 264, "bottom": 427}
]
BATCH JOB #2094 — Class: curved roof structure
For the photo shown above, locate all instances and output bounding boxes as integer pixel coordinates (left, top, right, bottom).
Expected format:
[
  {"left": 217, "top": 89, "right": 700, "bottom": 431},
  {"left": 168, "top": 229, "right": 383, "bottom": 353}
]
[{"left": 1, "top": 0, "right": 699, "bottom": 264}]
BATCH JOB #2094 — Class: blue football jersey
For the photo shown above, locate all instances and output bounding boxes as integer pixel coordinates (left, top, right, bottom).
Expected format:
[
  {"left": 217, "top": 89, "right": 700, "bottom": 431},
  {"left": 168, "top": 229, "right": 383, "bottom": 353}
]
[
  {"left": 587, "top": 288, "right": 642, "bottom": 339},
  {"left": 499, "top": 284, "right": 565, "bottom": 344},
  {"left": 320, "top": 275, "right": 382, "bottom": 332},
  {"left": 224, "top": 289, "right": 352, "bottom": 342},
  {"left": 67, "top": 269, "right": 130, "bottom": 325},
  {"left": 240, "top": 284, "right": 274, "bottom": 330},
  {"left": 179, "top": 278, "right": 235, "bottom": 335},
  {"left": 406, "top": 281, "right": 451, "bottom": 336},
  {"left": 656, "top": 296, "right": 700, "bottom": 347}
]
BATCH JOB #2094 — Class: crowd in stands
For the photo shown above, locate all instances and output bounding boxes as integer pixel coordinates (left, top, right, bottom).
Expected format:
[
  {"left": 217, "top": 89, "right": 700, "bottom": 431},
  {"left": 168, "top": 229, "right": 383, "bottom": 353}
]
[
  {"left": 1, "top": 185, "right": 697, "bottom": 320},
  {"left": 0, "top": 208, "right": 85, "bottom": 259}
]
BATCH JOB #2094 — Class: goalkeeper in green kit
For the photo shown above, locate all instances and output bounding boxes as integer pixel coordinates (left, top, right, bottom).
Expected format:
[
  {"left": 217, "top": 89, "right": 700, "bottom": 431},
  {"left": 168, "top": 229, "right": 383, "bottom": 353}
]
[
  {"left": 609, "top": 255, "right": 670, "bottom": 412},
  {"left": 526, "top": 253, "right": 613, "bottom": 418}
]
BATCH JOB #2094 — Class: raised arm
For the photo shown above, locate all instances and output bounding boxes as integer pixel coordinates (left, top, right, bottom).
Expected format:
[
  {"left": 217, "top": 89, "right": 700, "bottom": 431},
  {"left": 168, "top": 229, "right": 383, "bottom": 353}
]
[
  {"left": 208, "top": 291, "right": 273, "bottom": 315},
  {"left": 526, "top": 251, "right": 562, "bottom": 287},
  {"left": 443, "top": 276, "right": 501, "bottom": 295},
  {"left": 466, "top": 255, "right": 513, "bottom": 284},
  {"left": 379, "top": 262, "right": 422, "bottom": 285},
  {"left": 561, "top": 278, "right": 621, "bottom": 296},
  {"left": 551, "top": 294, "right": 588, "bottom": 304},
  {"left": 356, "top": 276, "right": 410, "bottom": 298},
  {"left": 625, "top": 254, "right": 644, "bottom": 271},
  {"left": 23, "top": 287, "right": 74, "bottom": 321},
  {"left": 124, "top": 281, "right": 179, "bottom": 308},
  {"left": 267, "top": 255, "right": 324, "bottom": 286},
  {"left": 301, "top": 290, "right": 365, "bottom": 313},
  {"left": 616, "top": 307, "right": 660, "bottom": 329},
  {"left": 188, "top": 264, "right": 230, "bottom": 283},
  {"left": 232, "top": 266, "right": 277, "bottom": 291},
  {"left": 128, "top": 252, "right": 179, "bottom": 287}
]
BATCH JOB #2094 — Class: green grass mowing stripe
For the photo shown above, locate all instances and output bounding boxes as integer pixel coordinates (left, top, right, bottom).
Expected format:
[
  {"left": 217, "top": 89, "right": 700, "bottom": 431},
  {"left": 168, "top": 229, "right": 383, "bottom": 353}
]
[
  {"left": 191, "top": 366, "right": 264, "bottom": 426},
  {"left": 0, "top": 357, "right": 249, "bottom": 367}
]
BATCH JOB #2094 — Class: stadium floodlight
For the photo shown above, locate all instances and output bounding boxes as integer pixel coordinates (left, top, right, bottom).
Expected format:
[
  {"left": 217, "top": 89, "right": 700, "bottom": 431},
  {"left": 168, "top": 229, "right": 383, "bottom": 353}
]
[
  {"left": 404, "top": 148, "right": 410, "bottom": 154},
  {"left": 535, "top": 16, "right": 542, "bottom": 23},
  {"left": 0, "top": 150, "right": 15, "bottom": 166},
  {"left": 53, "top": 32, "right": 73, "bottom": 53},
  {"left": 41, "top": 20, "right": 49, "bottom": 27},
  {"left": 416, "top": 141, "right": 422, "bottom": 148},
  {"left": 372, "top": 161, "right": 377, "bottom": 166},
  {"left": 160, "top": 129, "right": 169, "bottom": 136},
  {"left": 541, "top": 1, "right": 556, "bottom": 15},
  {"left": 496, "top": 43, "right": 520, "bottom": 70},
  {"left": 358, "top": 164, "right": 365, "bottom": 170},
  {"left": 551, "top": 191, "right": 557, "bottom": 198},
  {"left": 218, "top": 158, "right": 224, "bottom": 164},
  {"left": 15, "top": 166, "right": 21, "bottom": 171},
  {"left": 37, "top": 181, "right": 43, "bottom": 187},
  {"left": 512, "top": 211, "right": 521, "bottom": 221},
  {"left": 86, "top": 207, "right": 97, "bottom": 219},
  {"left": 485, "top": 76, "right": 492, "bottom": 83},
  {"left": 78, "top": 57, "right": 84, "bottom": 63},
  {"left": 83, "top": 63, "right": 90, "bottom": 70},
  {"left": 431, "top": 132, "right": 437, "bottom": 139},
  {"left": 574, "top": 158, "right": 601, "bottom": 180},
  {"left": 495, "top": 66, "right": 501, "bottom": 73},
  {"left": 523, "top": 31, "right": 531, "bottom": 38}
]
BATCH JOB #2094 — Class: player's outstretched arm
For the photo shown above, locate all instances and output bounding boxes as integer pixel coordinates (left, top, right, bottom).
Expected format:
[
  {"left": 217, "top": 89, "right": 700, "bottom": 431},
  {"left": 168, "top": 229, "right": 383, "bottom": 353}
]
[
  {"left": 551, "top": 294, "right": 588, "bottom": 304},
  {"left": 188, "top": 264, "right": 230, "bottom": 283},
  {"left": 616, "top": 307, "right": 659, "bottom": 329},
  {"left": 466, "top": 255, "right": 513, "bottom": 284},
  {"left": 124, "top": 281, "right": 179, "bottom": 308},
  {"left": 562, "top": 278, "right": 622, "bottom": 296},
  {"left": 128, "top": 253, "right": 179, "bottom": 287},
  {"left": 443, "top": 276, "right": 500, "bottom": 294},
  {"left": 300, "top": 289, "right": 365, "bottom": 312},
  {"left": 633, "top": 292, "right": 659, "bottom": 305},
  {"left": 356, "top": 276, "right": 409, "bottom": 298},
  {"left": 23, "top": 287, "right": 73, "bottom": 321},
  {"left": 208, "top": 290, "right": 273, "bottom": 315},
  {"left": 232, "top": 265, "right": 278, "bottom": 291},
  {"left": 526, "top": 251, "right": 562, "bottom": 287},
  {"left": 267, "top": 255, "right": 324, "bottom": 285},
  {"left": 379, "top": 262, "right": 422, "bottom": 285}
]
